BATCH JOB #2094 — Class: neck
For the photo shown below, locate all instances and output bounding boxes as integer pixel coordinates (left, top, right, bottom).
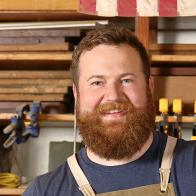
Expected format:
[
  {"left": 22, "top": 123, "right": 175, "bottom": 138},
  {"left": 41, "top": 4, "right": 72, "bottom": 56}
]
[{"left": 86, "top": 132, "right": 153, "bottom": 166}]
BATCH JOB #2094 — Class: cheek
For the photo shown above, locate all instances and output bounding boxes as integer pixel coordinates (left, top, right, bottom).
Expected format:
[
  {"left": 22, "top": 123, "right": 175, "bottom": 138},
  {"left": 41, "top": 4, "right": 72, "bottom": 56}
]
[
  {"left": 78, "top": 89, "right": 102, "bottom": 112},
  {"left": 126, "top": 87, "right": 147, "bottom": 107}
]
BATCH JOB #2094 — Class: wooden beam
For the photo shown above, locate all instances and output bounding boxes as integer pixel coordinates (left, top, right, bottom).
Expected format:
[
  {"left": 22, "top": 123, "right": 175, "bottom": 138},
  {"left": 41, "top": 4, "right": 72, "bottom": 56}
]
[
  {"left": 155, "top": 116, "right": 196, "bottom": 123},
  {"left": 0, "top": 79, "right": 72, "bottom": 85},
  {"left": 0, "top": 187, "right": 25, "bottom": 195},
  {"left": 135, "top": 17, "right": 150, "bottom": 50},
  {"left": 150, "top": 44, "right": 196, "bottom": 52},
  {"left": 149, "top": 17, "right": 158, "bottom": 44},
  {"left": 0, "top": 43, "right": 69, "bottom": 52},
  {"left": 153, "top": 76, "right": 196, "bottom": 104},
  {"left": 0, "top": 113, "right": 195, "bottom": 123},
  {"left": 0, "top": 52, "right": 72, "bottom": 61},
  {"left": 0, "top": 0, "right": 78, "bottom": 11},
  {"left": 0, "top": 71, "right": 71, "bottom": 79},
  {"left": 151, "top": 67, "right": 196, "bottom": 76},
  {"left": 0, "top": 87, "right": 68, "bottom": 94},
  {"left": 0, "top": 29, "right": 80, "bottom": 37},
  {"left": 0, "top": 94, "right": 65, "bottom": 101},
  {"left": 151, "top": 54, "right": 196, "bottom": 62}
]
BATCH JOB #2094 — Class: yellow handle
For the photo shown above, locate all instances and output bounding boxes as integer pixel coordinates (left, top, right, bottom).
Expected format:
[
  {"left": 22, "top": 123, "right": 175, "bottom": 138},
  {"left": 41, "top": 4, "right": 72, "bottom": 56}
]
[
  {"left": 191, "top": 136, "right": 196, "bottom": 141},
  {"left": 172, "top": 99, "right": 182, "bottom": 114},
  {"left": 159, "top": 98, "right": 169, "bottom": 113},
  {"left": 194, "top": 101, "right": 196, "bottom": 114}
]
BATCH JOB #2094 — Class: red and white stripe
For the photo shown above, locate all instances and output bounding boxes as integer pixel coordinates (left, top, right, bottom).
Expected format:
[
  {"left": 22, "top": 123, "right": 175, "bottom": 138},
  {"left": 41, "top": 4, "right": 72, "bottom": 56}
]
[{"left": 79, "top": 0, "right": 196, "bottom": 17}]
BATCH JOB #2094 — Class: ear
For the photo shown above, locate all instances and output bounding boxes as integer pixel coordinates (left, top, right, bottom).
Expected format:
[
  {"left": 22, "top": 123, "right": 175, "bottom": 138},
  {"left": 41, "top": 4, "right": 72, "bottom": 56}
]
[
  {"left": 72, "top": 83, "right": 78, "bottom": 102},
  {"left": 148, "top": 76, "right": 154, "bottom": 95}
]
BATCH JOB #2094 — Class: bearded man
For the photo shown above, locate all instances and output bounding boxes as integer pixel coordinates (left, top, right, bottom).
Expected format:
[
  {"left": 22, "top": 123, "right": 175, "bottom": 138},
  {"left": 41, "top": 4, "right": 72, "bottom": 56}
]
[{"left": 24, "top": 27, "right": 196, "bottom": 196}]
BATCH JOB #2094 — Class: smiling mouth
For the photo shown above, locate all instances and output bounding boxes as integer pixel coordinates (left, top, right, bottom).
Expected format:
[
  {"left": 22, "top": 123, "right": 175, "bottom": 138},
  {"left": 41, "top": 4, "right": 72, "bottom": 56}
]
[{"left": 102, "top": 109, "right": 127, "bottom": 118}]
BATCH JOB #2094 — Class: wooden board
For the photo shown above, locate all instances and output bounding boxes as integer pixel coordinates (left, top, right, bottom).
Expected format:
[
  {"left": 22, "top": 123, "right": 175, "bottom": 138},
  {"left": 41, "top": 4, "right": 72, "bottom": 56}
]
[
  {"left": 0, "top": 0, "right": 78, "bottom": 11},
  {"left": 0, "top": 94, "right": 65, "bottom": 101},
  {"left": 0, "top": 71, "right": 71, "bottom": 79},
  {"left": 151, "top": 54, "right": 196, "bottom": 62},
  {"left": 0, "top": 187, "right": 25, "bottom": 195},
  {"left": 153, "top": 76, "right": 196, "bottom": 104},
  {"left": 0, "top": 79, "right": 72, "bottom": 85},
  {"left": 0, "top": 113, "right": 195, "bottom": 123},
  {"left": 0, "top": 52, "right": 72, "bottom": 61},
  {"left": 0, "top": 29, "right": 80, "bottom": 37},
  {"left": 0, "top": 43, "right": 69, "bottom": 52},
  {"left": 151, "top": 67, "right": 196, "bottom": 76},
  {"left": 150, "top": 44, "right": 196, "bottom": 52}
]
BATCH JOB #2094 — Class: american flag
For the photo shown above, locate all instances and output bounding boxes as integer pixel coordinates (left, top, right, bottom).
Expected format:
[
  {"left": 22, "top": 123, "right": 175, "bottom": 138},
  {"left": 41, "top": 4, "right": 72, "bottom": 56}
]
[{"left": 79, "top": 0, "right": 196, "bottom": 17}]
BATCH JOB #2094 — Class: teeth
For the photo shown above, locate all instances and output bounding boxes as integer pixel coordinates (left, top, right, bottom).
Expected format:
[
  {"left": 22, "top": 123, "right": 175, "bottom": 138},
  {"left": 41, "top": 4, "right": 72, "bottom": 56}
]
[{"left": 107, "top": 109, "right": 121, "bottom": 114}]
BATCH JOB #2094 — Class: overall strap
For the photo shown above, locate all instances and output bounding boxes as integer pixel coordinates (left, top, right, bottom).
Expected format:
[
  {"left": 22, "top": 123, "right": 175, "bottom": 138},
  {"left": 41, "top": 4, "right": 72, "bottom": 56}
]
[
  {"left": 159, "top": 136, "right": 177, "bottom": 192},
  {"left": 67, "top": 154, "right": 96, "bottom": 196}
]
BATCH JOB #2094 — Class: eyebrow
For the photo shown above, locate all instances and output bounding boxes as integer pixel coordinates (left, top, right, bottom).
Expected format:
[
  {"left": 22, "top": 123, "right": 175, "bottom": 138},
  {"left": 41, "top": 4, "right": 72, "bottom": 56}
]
[
  {"left": 87, "top": 75, "right": 105, "bottom": 81},
  {"left": 87, "top": 73, "right": 136, "bottom": 81}
]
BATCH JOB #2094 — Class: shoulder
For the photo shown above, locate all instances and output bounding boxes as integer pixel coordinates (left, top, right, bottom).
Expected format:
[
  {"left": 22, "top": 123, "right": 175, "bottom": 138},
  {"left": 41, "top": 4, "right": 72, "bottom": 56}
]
[
  {"left": 174, "top": 138, "right": 196, "bottom": 164},
  {"left": 23, "top": 162, "right": 72, "bottom": 196}
]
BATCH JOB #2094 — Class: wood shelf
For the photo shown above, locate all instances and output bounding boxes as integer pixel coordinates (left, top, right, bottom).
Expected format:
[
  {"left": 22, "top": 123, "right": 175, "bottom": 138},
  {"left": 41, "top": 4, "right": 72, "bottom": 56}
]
[
  {"left": 0, "top": 113, "right": 195, "bottom": 123},
  {"left": 0, "top": 52, "right": 72, "bottom": 61},
  {"left": 0, "top": 187, "right": 25, "bottom": 195},
  {"left": 151, "top": 54, "right": 196, "bottom": 63},
  {"left": 0, "top": 0, "right": 78, "bottom": 11}
]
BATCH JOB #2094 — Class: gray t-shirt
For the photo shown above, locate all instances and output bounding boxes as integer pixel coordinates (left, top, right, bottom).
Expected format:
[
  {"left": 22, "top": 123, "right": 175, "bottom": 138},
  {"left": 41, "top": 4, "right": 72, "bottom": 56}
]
[{"left": 23, "top": 131, "right": 196, "bottom": 196}]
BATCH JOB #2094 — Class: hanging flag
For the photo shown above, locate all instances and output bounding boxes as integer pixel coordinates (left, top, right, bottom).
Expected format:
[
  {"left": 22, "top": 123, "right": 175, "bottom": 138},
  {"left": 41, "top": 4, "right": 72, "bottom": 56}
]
[{"left": 79, "top": 0, "right": 196, "bottom": 17}]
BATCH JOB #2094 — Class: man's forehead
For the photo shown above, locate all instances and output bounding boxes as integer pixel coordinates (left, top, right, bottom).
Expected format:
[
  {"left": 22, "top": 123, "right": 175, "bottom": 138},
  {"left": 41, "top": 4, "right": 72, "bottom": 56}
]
[{"left": 78, "top": 44, "right": 143, "bottom": 74}]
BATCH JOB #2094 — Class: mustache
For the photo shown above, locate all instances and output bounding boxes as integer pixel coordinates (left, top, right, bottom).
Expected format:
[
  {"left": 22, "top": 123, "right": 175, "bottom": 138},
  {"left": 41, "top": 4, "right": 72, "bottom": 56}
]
[{"left": 97, "top": 101, "right": 134, "bottom": 114}]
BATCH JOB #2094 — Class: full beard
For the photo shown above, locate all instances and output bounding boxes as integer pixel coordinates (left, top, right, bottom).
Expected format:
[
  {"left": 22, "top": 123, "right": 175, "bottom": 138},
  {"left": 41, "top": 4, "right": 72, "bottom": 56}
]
[{"left": 77, "top": 90, "right": 156, "bottom": 160}]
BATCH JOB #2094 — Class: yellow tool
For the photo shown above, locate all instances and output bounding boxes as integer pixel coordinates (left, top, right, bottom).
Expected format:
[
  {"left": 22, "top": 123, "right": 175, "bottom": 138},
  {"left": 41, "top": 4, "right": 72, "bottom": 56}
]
[
  {"left": 0, "top": 173, "right": 20, "bottom": 188},
  {"left": 159, "top": 98, "right": 169, "bottom": 135},
  {"left": 191, "top": 101, "right": 196, "bottom": 141},
  {"left": 171, "top": 98, "right": 183, "bottom": 138}
]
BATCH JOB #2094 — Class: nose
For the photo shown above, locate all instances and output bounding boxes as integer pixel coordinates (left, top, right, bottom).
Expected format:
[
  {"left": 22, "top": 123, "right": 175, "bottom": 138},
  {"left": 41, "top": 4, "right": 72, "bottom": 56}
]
[{"left": 104, "top": 82, "right": 124, "bottom": 102}]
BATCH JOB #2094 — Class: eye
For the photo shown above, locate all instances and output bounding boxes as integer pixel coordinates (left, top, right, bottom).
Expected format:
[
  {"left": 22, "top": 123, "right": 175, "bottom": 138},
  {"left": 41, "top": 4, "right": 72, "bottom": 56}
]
[
  {"left": 90, "top": 81, "right": 104, "bottom": 86},
  {"left": 121, "top": 78, "right": 133, "bottom": 85}
]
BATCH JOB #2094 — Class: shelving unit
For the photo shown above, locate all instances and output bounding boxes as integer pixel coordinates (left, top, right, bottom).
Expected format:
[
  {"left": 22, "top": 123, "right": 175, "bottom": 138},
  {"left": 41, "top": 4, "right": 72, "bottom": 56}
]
[
  {"left": 0, "top": 3, "right": 196, "bottom": 195},
  {"left": 0, "top": 187, "right": 25, "bottom": 195},
  {"left": 0, "top": 113, "right": 195, "bottom": 123}
]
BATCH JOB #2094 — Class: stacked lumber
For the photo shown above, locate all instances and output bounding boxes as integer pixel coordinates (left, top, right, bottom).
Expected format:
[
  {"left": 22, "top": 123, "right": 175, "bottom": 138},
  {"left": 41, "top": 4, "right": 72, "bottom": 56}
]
[{"left": 0, "top": 29, "right": 79, "bottom": 101}]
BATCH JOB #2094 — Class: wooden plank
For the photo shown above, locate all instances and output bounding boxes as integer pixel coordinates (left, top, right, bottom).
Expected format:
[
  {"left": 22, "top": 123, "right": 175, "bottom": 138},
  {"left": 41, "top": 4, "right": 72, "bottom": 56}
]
[
  {"left": 0, "top": 187, "right": 25, "bottom": 195},
  {"left": 151, "top": 67, "right": 196, "bottom": 76},
  {"left": 0, "top": 43, "right": 69, "bottom": 52},
  {"left": 155, "top": 116, "right": 196, "bottom": 123},
  {"left": 135, "top": 17, "right": 150, "bottom": 50},
  {"left": 0, "top": 79, "right": 72, "bottom": 85},
  {"left": 149, "top": 18, "right": 158, "bottom": 44},
  {"left": 0, "top": 29, "right": 80, "bottom": 37},
  {"left": 0, "top": 113, "right": 74, "bottom": 121},
  {"left": 0, "top": 12, "right": 109, "bottom": 22},
  {"left": 0, "top": 94, "right": 65, "bottom": 101},
  {"left": 0, "top": 87, "right": 68, "bottom": 94},
  {"left": 0, "top": 113, "right": 195, "bottom": 123},
  {"left": 0, "top": 52, "right": 72, "bottom": 61},
  {"left": 153, "top": 76, "right": 196, "bottom": 104},
  {"left": 150, "top": 44, "right": 196, "bottom": 52},
  {"left": 0, "top": 71, "right": 71, "bottom": 79},
  {"left": 0, "top": 37, "right": 66, "bottom": 44},
  {"left": 151, "top": 54, "right": 196, "bottom": 62},
  {"left": 0, "top": 0, "right": 78, "bottom": 11}
]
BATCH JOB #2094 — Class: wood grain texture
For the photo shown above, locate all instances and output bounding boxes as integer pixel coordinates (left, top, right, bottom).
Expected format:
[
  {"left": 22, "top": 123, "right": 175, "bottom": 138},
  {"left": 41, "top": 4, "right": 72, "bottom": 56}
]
[
  {"left": 0, "top": 52, "right": 72, "bottom": 61},
  {"left": 154, "top": 76, "right": 196, "bottom": 104},
  {"left": 0, "top": 0, "right": 78, "bottom": 11}
]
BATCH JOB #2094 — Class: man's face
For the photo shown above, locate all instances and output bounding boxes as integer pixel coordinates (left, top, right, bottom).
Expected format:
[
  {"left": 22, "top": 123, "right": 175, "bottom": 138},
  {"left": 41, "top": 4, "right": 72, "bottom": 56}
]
[
  {"left": 76, "top": 44, "right": 149, "bottom": 116},
  {"left": 74, "top": 44, "right": 155, "bottom": 160}
]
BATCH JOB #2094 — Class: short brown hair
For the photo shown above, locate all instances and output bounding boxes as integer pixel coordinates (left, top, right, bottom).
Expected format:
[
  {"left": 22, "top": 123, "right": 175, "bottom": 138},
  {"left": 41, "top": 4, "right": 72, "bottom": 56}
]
[{"left": 71, "top": 26, "right": 150, "bottom": 86}]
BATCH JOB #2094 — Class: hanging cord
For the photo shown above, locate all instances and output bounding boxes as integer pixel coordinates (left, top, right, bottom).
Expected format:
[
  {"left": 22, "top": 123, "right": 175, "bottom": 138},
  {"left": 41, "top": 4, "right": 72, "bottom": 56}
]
[
  {"left": 0, "top": 173, "right": 20, "bottom": 188},
  {"left": 73, "top": 100, "right": 77, "bottom": 154}
]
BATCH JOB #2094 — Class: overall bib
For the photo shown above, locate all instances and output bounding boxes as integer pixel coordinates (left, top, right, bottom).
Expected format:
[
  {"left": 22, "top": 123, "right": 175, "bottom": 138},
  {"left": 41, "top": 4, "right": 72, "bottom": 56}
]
[{"left": 68, "top": 136, "right": 177, "bottom": 196}]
